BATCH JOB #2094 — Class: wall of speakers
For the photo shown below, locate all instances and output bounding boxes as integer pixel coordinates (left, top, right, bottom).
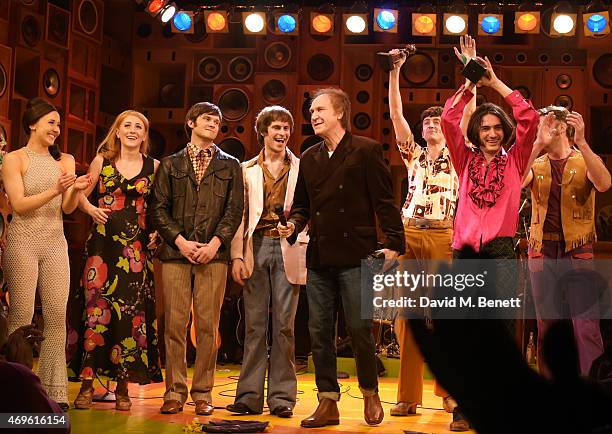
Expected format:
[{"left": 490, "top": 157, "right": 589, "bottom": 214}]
[
  {"left": 298, "top": 8, "right": 341, "bottom": 84},
  {"left": 542, "top": 67, "right": 586, "bottom": 115},
  {"left": 400, "top": 50, "right": 455, "bottom": 89},
  {"left": 45, "top": 3, "right": 70, "bottom": 49},
  {"left": 258, "top": 38, "right": 295, "bottom": 72},
  {"left": 72, "top": 0, "right": 103, "bottom": 44},
  {"left": 588, "top": 52, "right": 612, "bottom": 107},
  {"left": 69, "top": 35, "right": 101, "bottom": 85},
  {"left": 213, "top": 84, "right": 255, "bottom": 159},
  {"left": 0, "top": 43, "right": 11, "bottom": 117},
  {"left": 341, "top": 47, "right": 378, "bottom": 138}
]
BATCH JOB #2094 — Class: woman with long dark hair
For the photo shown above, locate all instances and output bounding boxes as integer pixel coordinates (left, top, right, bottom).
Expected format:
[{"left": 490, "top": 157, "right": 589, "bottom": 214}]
[
  {"left": 2, "top": 97, "right": 91, "bottom": 410},
  {"left": 67, "top": 110, "right": 162, "bottom": 411}
]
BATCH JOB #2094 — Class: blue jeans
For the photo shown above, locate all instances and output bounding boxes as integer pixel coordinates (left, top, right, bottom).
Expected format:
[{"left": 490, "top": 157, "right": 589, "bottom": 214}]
[{"left": 306, "top": 266, "right": 378, "bottom": 401}]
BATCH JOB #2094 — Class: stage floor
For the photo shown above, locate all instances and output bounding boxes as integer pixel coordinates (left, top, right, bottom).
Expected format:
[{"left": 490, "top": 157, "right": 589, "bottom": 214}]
[{"left": 66, "top": 364, "right": 472, "bottom": 434}]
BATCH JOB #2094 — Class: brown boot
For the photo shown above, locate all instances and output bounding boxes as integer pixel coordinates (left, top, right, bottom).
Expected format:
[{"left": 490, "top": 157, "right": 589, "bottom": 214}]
[
  {"left": 364, "top": 393, "right": 384, "bottom": 425},
  {"left": 390, "top": 401, "right": 417, "bottom": 416},
  {"left": 300, "top": 398, "right": 340, "bottom": 428},
  {"left": 115, "top": 380, "right": 132, "bottom": 411},
  {"left": 74, "top": 379, "right": 94, "bottom": 410}
]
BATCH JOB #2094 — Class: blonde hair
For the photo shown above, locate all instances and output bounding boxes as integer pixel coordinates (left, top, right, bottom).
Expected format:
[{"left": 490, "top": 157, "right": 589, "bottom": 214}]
[{"left": 97, "top": 110, "right": 150, "bottom": 161}]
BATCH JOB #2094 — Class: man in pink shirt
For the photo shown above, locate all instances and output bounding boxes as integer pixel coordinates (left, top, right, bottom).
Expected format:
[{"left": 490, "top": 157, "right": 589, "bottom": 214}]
[{"left": 441, "top": 36, "right": 539, "bottom": 260}]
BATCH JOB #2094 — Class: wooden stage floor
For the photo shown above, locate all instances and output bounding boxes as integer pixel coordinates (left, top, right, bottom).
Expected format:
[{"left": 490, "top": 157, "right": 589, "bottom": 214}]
[{"left": 66, "top": 364, "right": 473, "bottom": 434}]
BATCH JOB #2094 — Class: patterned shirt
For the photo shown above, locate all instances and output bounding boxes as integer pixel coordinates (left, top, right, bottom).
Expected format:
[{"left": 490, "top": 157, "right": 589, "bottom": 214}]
[
  {"left": 254, "top": 150, "right": 291, "bottom": 231},
  {"left": 399, "top": 134, "right": 458, "bottom": 222},
  {"left": 187, "top": 142, "right": 214, "bottom": 185}
]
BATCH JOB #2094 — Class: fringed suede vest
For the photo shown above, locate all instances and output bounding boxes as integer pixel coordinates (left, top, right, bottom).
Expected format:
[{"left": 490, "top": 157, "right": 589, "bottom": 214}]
[{"left": 529, "top": 150, "right": 596, "bottom": 253}]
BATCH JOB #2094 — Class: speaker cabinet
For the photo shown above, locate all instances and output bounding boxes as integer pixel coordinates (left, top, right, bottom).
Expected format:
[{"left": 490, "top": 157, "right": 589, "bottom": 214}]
[
  {"left": 72, "top": 0, "right": 103, "bottom": 44},
  {"left": 0, "top": 44, "right": 11, "bottom": 117},
  {"left": 298, "top": 8, "right": 341, "bottom": 84},
  {"left": 541, "top": 67, "right": 586, "bottom": 115},
  {"left": 12, "top": 45, "right": 66, "bottom": 106},
  {"left": 66, "top": 79, "right": 97, "bottom": 129},
  {"left": 590, "top": 107, "right": 612, "bottom": 155},
  {"left": 193, "top": 52, "right": 256, "bottom": 84},
  {"left": 256, "top": 37, "right": 297, "bottom": 73},
  {"left": 45, "top": 2, "right": 69, "bottom": 49},
  {"left": 65, "top": 119, "right": 95, "bottom": 169},
  {"left": 213, "top": 84, "right": 254, "bottom": 160},
  {"left": 588, "top": 52, "right": 612, "bottom": 107},
  {"left": 400, "top": 50, "right": 455, "bottom": 89},
  {"left": 498, "top": 67, "right": 544, "bottom": 109},
  {"left": 68, "top": 35, "right": 100, "bottom": 85},
  {"left": 9, "top": 3, "right": 44, "bottom": 49}
]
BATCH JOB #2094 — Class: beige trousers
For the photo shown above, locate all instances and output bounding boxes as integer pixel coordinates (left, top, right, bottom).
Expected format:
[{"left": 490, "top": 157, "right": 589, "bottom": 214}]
[{"left": 161, "top": 261, "right": 228, "bottom": 404}]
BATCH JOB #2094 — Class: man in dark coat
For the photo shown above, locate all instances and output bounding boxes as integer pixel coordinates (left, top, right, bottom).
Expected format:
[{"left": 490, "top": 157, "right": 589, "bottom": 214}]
[{"left": 278, "top": 88, "right": 405, "bottom": 427}]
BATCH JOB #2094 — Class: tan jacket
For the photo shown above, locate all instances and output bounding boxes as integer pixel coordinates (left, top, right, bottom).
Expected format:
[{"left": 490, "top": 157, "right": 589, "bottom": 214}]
[
  {"left": 230, "top": 149, "right": 308, "bottom": 285},
  {"left": 529, "top": 150, "right": 596, "bottom": 253}
]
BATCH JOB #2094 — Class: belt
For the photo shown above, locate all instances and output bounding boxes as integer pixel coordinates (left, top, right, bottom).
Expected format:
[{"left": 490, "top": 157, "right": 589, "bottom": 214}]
[
  {"left": 542, "top": 232, "right": 563, "bottom": 241},
  {"left": 255, "top": 227, "right": 281, "bottom": 238},
  {"left": 406, "top": 218, "right": 453, "bottom": 229}
]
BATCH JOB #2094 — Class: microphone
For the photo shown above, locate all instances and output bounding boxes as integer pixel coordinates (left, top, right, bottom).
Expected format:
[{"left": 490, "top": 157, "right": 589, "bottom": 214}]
[
  {"left": 273, "top": 204, "right": 288, "bottom": 227},
  {"left": 377, "top": 44, "right": 417, "bottom": 72}
]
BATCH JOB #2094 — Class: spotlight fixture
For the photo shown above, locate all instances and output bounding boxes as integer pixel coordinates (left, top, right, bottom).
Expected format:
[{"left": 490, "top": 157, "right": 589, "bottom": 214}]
[
  {"left": 204, "top": 10, "right": 229, "bottom": 33},
  {"left": 412, "top": 5, "right": 437, "bottom": 37},
  {"left": 343, "top": 13, "right": 368, "bottom": 35},
  {"left": 243, "top": 11, "right": 266, "bottom": 35},
  {"left": 550, "top": 1, "right": 576, "bottom": 36},
  {"left": 443, "top": 2, "right": 468, "bottom": 35},
  {"left": 159, "top": 2, "right": 177, "bottom": 24},
  {"left": 478, "top": 2, "right": 503, "bottom": 36},
  {"left": 146, "top": 0, "right": 167, "bottom": 17},
  {"left": 515, "top": 2, "right": 540, "bottom": 34},
  {"left": 584, "top": 1, "right": 610, "bottom": 36},
  {"left": 310, "top": 12, "right": 334, "bottom": 36},
  {"left": 274, "top": 13, "right": 298, "bottom": 35},
  {"left": 374, "top": 8, "right": 398, "bottom": 33},
  {"left": 171, "top": 10, "right": 193, "bottom": 33}
]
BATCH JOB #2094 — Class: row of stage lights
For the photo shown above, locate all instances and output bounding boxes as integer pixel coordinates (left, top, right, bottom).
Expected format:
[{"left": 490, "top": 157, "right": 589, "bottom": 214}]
[{"left": 140, "top": 1, "right": 610, "bottom": 38}]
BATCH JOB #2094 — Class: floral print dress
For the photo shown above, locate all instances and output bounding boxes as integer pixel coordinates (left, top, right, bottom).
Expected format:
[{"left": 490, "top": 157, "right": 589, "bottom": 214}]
[{"left": 67, "top": 155, "right": 163, "bottom": 384}]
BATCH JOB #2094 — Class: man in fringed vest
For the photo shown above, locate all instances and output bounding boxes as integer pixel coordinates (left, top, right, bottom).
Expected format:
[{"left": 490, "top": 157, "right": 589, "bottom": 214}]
[{"left": 524, "top": 106, "right": 611, "bottom": 377}]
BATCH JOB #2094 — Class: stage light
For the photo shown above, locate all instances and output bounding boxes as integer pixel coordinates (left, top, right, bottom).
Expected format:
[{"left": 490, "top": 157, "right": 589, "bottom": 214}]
[
  {"left": 550, "top": 2, "right": 576, "bottom": 36},
  {"left": 204, "top": 10, "right": 228, "bottom": 33},
  {"left": 584, "top": 1, "right": 610, "bottom": 36},
  {"left": 444, "top": 13, "right": 468, "bottom": 34},
  {"left": 146, "top": 0, "right": 167, "bottom": 16},
  {"left": 479, "top": 14, "right": 503, "bottom": 35},
  {"left": 159, "top": 3, "right": 177, "bottom": 23},
  {"left": 243, "top": 12, "right": 266, "bottom": 35},
  {"left": 412, "top": 13, "right": 436, "bottom": 36},
  {"left": 515, "top": 11, "right": 540, "bottom": 33},
  {"left": 344, "top": 14, "right": 368, "bottom": 34},
  {"left": 276, "top": 13, "right": 298, "bottom": 34},
  {"left": 374, "top": 8, "right": 398, "bottom": 33},
  {"left": 171, "top": 10, "right": 193, "bottom": 33},
  {"left": 310, "top": 12, "right": 334, "bottom": 35}
]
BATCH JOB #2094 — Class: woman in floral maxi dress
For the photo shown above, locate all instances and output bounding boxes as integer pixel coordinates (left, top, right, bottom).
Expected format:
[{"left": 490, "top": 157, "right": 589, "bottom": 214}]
[{"left": 67, "top": 110, "right": 162, "bottom": 410}]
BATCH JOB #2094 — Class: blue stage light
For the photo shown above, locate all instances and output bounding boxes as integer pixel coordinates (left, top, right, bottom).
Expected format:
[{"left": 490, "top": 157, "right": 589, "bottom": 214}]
[
  {"left": 586, "top": 14, "right": 607, "bottom": 33},
  {"left": 376, "top": 10, "right": 396, "bottom": 30},
  {"left": 481, "top": 15, "right": 501, "bottom": 34},
  {"left": 173, "top": 12, "right": 192, "bottom": 31},
  {"left": 277, "top": 14, "right": 297, "bottom": 33}
]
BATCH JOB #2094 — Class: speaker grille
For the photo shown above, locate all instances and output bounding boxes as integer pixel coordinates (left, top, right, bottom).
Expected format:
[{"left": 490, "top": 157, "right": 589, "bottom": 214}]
[
  {"left": 264, "top": 42, "right": 292, "bottom": 70},
  {"left": 228, "top": 56, "right": 253, "bottom": 82},
  {"left": 42, "top": 68, "right": 60, "bottom": 97},
  {"left": 556, "top": 74, "right": 572, "bottom": 89},
  {"left": 262, "top": 79, "right": 287, "bottom": 104},
  {"left": 78, "top": 0, "right": 99, "bottom": 35},
  {"left": 593, "top": 54, "right": 612, "bottom": 89},
  {"left": 218, "top": 88, "right": 250, "bottom": 122},
  {"left": 554, "top": 95, "right": 573, "bottom": 110},
  {"left": 21, "top": 15, "right": 41, "bottom": 47},
  {"left": 307, "top": 54, "right": 334, "bottom": 82},
  {"left": 197, "top": 57, "right": 222, "bottom": 82},
  {"left": 219, "top": 137, "right": 245, "bottom": 161},
  {"left": 355, "top": 64, "right": 373, "bottom": 81},
  {"left": 401, "top": 53, "right": 434, "bottom": 86},
  {"left": 353, "top": 112, "right": 371, "bottom": 130}
]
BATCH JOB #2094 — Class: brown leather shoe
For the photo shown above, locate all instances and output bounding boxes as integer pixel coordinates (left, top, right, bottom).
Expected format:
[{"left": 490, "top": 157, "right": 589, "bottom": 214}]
[
  {"left": 115, "top": 393, "right": 132, "bottom": 411},
  {"left": 450, "top": 408, "right": 471, "bottom": 432},
  {"left": 390, "top": 401, "right": 417, "bottom": 416},
  {"left": 160, "top": 399, "right": 183, "bottom": 414},
  {"left": 364, "top": 393, "right": 384, "bottom": 425},
  {"left": 195, "top": 400, "right": 214, "bottom": 416},
  {"left": 74, "top": 386, "right": 94, "bottom": 410},
  {"left": 300, "top": 398, "right": 339, "bottom": 428}
]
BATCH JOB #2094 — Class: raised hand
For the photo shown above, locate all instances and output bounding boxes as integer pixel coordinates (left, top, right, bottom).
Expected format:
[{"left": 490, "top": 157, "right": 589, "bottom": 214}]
[
  {"left": 454, "top": 34, "right": 477, "bottom": 65},
  {"left": 477, "top": 56, "right": 498, "bottom": 88},
  {"left": 566, "top": 111, "right": 586, "bottom": 146},
  {"left": 535, "top": 112, "right": 557, "bottom": 149},
  {"left": 388, "top": 48, "right": 407, "bottom": 70}
]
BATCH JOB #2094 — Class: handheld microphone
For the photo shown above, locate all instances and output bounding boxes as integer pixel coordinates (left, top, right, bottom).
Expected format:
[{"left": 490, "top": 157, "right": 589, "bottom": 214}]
[
  {"left": 377, "top": 44, "right": 417, "bottom": 72},
  {"left": 273, "top": 204, "right": 288, "bottom": 226}
]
